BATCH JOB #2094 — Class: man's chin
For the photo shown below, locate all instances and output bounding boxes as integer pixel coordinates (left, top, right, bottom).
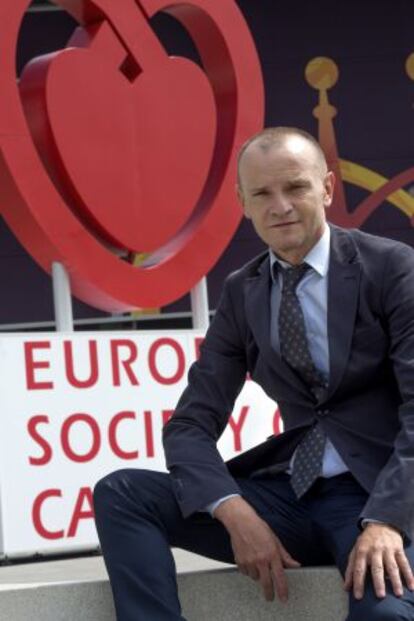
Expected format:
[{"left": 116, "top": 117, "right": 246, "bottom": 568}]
[
  {"left": 270, "top": 238, "right": 303, "bottom": 255},
  {"left": 269, "top": 238, "right": 310, "bottom": 263}
]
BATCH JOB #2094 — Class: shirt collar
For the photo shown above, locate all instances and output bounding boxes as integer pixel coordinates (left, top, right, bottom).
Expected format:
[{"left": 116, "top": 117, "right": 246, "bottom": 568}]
[{"left": 269, "top": 223, "right": 330, "bottom": 281}]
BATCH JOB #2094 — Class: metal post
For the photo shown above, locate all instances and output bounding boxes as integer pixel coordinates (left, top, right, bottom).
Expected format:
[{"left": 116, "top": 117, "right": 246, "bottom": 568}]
[
  {"left": 190, "top": 277, "right": 209, "bottom": 331},
  {"left": 52, "top": 262, "right": 74, "bottom": 332}
]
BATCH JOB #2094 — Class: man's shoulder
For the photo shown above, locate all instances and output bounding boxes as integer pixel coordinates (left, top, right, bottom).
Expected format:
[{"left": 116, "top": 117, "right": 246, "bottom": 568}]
[{"left": 330, "top": 224, "right": 414, "bottom": 262}]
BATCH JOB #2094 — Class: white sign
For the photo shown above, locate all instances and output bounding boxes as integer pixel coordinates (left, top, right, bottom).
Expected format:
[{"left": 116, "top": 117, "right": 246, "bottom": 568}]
[{"left": 0, "top": 332, "right": 280, "bottom": 558}]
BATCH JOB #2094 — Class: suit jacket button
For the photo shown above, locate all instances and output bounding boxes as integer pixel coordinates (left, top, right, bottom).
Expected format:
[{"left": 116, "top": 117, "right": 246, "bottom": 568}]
[{"left": 316, "top": 409, "right": 329, "bottom": 416}]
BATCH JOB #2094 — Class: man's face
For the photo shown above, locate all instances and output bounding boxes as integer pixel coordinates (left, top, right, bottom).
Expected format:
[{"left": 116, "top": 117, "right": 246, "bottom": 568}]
[{"left": 238, "top": 136, "right": 334, "bottom": 264}]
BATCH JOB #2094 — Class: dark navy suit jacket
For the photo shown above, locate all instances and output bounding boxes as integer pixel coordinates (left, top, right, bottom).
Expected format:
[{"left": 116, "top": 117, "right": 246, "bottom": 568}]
[{"left": 163, "top": 225, "right": 414, "bottom": 539}]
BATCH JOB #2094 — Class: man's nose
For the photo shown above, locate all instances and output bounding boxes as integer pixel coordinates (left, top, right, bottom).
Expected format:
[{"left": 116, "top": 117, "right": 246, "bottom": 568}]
[{"left": 269, "top": 195, "right": 293, "bottom": 216}]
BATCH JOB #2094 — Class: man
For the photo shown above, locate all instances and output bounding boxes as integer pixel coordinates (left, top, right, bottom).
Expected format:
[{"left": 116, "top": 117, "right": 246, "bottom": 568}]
[{"left": 94, "top": 127, "right": 414, "bottom": 620}]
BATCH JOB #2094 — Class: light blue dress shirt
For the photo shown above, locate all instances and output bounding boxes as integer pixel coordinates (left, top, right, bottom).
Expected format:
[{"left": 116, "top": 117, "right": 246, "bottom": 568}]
[
  {"left": 206, "top": 224, "right": 348, "bottom": 516},
  {"left": 270, "top": 225, "right": 348, "bottom": 477}
]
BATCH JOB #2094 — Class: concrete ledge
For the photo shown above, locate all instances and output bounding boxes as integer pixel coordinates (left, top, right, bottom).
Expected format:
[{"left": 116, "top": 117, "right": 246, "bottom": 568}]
[
  {"left": 0, "top": 580, "right": 115, "bottom": 621},
  {"left": 0, "top": 559, "right": 348, "bottom": 621},
  {"left": 179, "top": 567, "right": 348, "bottom": 621}
]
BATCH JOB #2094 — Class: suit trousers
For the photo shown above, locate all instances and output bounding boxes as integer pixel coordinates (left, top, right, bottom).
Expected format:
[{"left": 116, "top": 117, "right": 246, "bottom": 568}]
[{"left": 94, "top": 469, "right": 414, "bottom": 621}]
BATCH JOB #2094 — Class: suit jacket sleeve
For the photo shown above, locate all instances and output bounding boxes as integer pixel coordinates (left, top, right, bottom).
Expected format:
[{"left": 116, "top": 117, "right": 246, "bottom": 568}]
[
  {"left": 163, "top": 272, "right": 247, "bottom": 518},
  {"left": 361, "top": 242, "right": 414, "bottom": 540}
]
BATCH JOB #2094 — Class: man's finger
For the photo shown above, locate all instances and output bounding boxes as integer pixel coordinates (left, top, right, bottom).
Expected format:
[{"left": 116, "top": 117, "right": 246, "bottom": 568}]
[
  {"left": 384, "top": 550, "right": 403, "bottom": 597},
  {"left": 344, "top": 548, "right": 355, "bottom": 591},
  {"left": 237, "top": 560, "right": 259, "bottom": 581},
  {"left": 246, "top": 565, "right": 260, "bottom": 581},
  {"left": 352, "top": 552, "right": 368, "bottom": 599},
  {"left": 370, "top": 552, "right": 386, "bottom": 599},
  {"left": 258, "top": 564, "right": 275, "bottom": 602},
  {"left": 270, "top": 557, "right": 288, "bottom": 603},
  {"left": 237, "top": 562, "right": 248, "bottom": 576},
  {"left": 396, "top": 549, "right": 414, "bottom": 591}
]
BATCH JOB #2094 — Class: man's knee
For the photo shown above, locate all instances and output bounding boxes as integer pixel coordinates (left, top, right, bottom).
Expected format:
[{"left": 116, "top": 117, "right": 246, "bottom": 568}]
[
  {"left": 348, "top": 592, "right": 414, "bottom": 621},
  {"left": 94, "top": 468, "right": 151, "bottom": 516},
  {"left": 94, "top": 468, "right": 174, "bottom": 519}
]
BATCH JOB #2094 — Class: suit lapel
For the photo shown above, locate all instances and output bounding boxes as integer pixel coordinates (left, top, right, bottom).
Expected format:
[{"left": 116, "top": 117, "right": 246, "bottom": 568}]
[
  {"left": 244, "top": 257, "right": 271, "bottom": 355},
  {"left": 244, "top": 255, "right": 310, "bottom": 398},
  {"left": 327, "top": 226, "right": 361, "bottom": 397}
]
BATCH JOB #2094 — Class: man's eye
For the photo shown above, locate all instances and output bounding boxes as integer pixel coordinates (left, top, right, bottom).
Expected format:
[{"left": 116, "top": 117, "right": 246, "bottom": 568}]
[{"left": 252, "top": 190, "right": 268, "bottom": 197}]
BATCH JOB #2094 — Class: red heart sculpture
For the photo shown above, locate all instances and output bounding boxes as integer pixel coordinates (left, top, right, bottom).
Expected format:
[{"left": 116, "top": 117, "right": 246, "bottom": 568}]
[
  {"left": 0, "top": 0, "right": 264, "bottom": 310},
  {"left": 20, "top": 20, "right": 216, "bottom": 253}
]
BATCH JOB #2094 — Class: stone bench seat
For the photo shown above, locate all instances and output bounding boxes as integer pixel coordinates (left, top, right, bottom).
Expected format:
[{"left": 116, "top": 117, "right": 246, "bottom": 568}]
[{"left": 0, "top": 551, "right": 348, "bottom": 620}]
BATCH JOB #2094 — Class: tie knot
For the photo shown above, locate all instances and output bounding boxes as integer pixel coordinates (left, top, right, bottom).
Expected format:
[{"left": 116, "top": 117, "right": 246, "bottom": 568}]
[{"left": 280, "top": 263, "right": 310, "bottom": 291}]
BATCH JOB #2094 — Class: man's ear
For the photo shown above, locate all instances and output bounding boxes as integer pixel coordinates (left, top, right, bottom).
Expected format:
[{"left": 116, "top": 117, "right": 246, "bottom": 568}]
[
  {"left": 323, "top": 171, "right": 335, "bottom": 208},
  {"left": 236, "top": 184, "right": 251, "bottom": 218}
]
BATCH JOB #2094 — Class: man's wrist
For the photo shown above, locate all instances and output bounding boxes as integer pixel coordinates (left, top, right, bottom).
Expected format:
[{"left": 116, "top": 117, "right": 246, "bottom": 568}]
[
  {"left": 362, "top": 519, "right": 403, "bottom": 537},
  {"left": 214, "top": 495, "right": 253, "bottom": 529},
  {"left": 205, "top": 494, "right": 240, "bottom": 517}
]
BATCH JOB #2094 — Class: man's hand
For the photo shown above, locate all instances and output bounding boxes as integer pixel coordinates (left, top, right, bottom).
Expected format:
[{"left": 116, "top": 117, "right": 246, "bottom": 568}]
[
  {"left": 344, "top": 523, "right": 414, "bottom": 599},
  {"left": 214, "top": 496, "right": 300, "bottom": 602}
]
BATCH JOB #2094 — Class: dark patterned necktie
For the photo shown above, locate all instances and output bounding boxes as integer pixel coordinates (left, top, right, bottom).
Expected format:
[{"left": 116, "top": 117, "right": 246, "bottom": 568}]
[{"left": 278, "top": 264, "right": 327, "bottom": 498}]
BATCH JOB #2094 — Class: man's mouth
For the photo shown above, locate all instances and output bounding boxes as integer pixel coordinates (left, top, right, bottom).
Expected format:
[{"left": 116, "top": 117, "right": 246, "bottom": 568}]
[{"left": 270, "top": 221, "right": 299, "bottom": 228}]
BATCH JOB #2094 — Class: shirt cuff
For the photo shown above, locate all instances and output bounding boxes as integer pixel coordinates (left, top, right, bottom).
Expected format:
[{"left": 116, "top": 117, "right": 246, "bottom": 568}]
[
  {"left": 361, "top": 518, "right": 404, "bottom": 537},
  {"left": 204, "top": 494, "right": 241, "bottom": 517},
  {"left": 361, "top": 519, "right": 386, "bottom": 528}
]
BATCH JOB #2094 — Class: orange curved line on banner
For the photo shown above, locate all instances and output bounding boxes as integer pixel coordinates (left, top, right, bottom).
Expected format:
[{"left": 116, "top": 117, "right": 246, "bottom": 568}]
[{"left": 340, "top": 159, "right": 414, "bottom": 219}]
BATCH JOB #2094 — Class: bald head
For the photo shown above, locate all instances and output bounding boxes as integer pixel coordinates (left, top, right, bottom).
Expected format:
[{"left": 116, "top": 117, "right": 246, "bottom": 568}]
[{"left": 237, "top": 127, "right": 327, "bottom": 190}]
